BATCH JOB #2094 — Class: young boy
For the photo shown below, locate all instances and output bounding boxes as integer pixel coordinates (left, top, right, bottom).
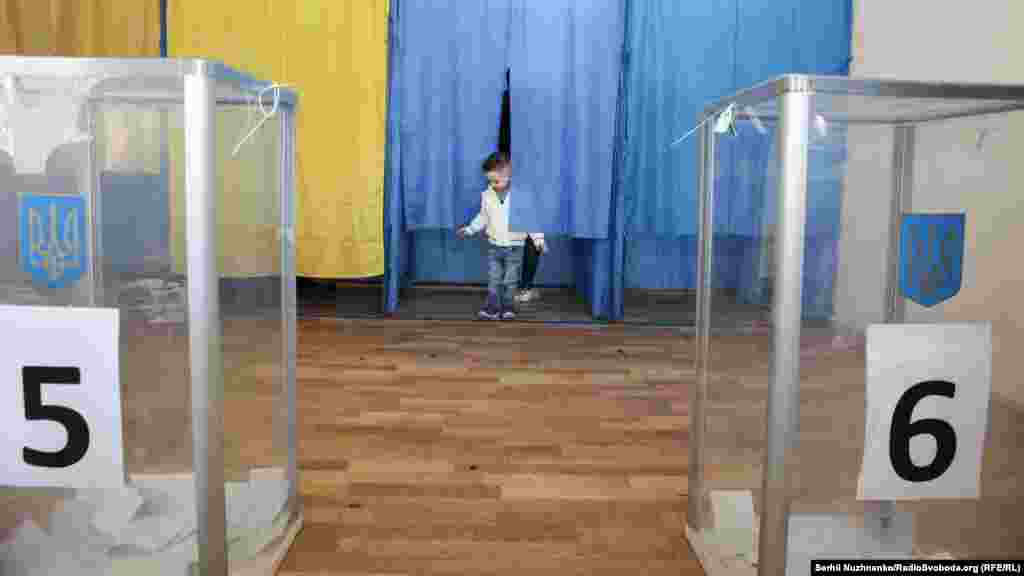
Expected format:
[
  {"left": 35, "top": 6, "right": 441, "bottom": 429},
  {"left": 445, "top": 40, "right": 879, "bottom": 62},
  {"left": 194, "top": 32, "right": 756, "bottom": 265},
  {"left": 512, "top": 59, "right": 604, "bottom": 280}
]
[{"left": 457, "top": 151, "right": 545, "bottom": 320}]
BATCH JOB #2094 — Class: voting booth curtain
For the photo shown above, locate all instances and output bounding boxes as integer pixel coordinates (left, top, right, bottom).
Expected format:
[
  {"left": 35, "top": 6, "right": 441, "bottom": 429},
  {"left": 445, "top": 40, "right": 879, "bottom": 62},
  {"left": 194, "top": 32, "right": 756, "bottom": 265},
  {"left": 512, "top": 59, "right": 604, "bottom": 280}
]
[
  {"left": 385, "top": 0, "right": 624, "bottom": 317},
  {"left": 9, "top": 1, "right": 851, "bottom": 316},
  {"left": 622, "top": 0, "right": 852, "bottom": 319},
  {"left": 385, "top": 0, "right": 852, "bottom": 319}
]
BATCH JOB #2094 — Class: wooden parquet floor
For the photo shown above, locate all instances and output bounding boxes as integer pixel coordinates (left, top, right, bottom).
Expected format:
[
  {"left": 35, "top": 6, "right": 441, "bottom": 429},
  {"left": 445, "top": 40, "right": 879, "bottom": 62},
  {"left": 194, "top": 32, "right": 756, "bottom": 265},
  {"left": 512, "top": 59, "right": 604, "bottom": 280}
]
[
  {"left": 279, "top": 318, "right": 703, "bottom": 576},
  {"left": 4, "top": 313, "right": 1021, "bottom": 571}
]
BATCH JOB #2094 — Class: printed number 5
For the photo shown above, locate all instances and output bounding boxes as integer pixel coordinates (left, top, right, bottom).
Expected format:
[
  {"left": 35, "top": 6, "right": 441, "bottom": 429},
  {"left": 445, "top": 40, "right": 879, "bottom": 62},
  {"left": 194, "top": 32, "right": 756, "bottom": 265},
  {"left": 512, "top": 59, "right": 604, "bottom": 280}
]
[
  {"left": 890, "top": 380, "right": 957, "bottom": 483},
  {"left": 22, "top": 366, "right": 90, "bottom": 468}
]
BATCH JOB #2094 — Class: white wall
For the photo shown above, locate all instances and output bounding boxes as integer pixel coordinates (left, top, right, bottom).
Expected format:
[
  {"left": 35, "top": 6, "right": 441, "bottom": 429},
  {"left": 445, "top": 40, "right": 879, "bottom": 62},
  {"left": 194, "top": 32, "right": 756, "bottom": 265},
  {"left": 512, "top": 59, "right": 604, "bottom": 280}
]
[
  {"left": 837, "top": 0, "right": 1024, "bottom": 405},
  {"left": 854, "top": 1, "right": 1024, "bottom": 84}
]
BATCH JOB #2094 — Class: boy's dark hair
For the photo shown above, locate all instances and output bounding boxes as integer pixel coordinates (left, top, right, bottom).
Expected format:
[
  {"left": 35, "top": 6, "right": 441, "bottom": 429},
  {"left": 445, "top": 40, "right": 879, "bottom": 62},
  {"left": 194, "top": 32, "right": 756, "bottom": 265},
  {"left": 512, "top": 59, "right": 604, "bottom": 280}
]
[{"left": 481, "top": 151, "right": 510, "bottom": 173}]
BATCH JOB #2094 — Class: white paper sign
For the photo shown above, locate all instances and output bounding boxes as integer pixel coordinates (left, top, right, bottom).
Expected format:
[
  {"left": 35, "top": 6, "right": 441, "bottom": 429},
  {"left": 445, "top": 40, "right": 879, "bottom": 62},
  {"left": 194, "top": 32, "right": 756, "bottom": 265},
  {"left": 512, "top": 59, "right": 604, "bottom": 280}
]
[
  {"left": 0, "top": 305, "right": 123, "bottom": 488},
  {"left": 858, "top": 323, "right": 991, "bottom": 500}
]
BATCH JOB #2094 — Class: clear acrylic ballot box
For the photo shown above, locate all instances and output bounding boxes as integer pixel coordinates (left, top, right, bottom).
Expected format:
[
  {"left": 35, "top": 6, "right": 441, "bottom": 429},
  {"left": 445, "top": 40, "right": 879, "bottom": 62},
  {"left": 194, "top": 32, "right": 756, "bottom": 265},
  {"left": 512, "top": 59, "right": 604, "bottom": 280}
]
[
  {"left": 0, "top": 57, "right": 299, "bottom": 575},
  {"left": 687, "top": 75, "right": 1024, "bottom": 575}
]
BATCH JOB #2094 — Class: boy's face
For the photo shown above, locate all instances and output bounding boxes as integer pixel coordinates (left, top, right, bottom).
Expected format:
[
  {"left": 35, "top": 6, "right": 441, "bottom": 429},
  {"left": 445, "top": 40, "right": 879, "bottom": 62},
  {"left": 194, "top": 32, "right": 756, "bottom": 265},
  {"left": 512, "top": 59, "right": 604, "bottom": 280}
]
[{"left": 486, "top": 164, "right": 511, "bottom": 193}]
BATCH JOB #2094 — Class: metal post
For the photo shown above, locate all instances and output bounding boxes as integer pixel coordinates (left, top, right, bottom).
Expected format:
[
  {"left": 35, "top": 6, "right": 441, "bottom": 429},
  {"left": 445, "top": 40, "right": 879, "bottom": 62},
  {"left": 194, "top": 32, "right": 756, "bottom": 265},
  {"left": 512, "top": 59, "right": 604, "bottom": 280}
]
[
  {"left": 869, "top": 125, "right": 916, "bottom": 531},
  {"left": 758, "top": 89, "right": 811, "bottom": 576},
  {"left": 280, "top": 105, "right": 298, "bottom": 508},
  {"left": 688, "top": 122, "right": 716, "bottom": 531},
  {"left": 887, "top": 126, "right": 915, "bottom": 324},
  {"left": 85, "top": 102, "right": 101, "bottom": 307},
  {"left": 160, "top": 102, "right": 172, "bottom": 278},
  {"left": 185, "top": 62, "right": 228, "bottom": 576}
]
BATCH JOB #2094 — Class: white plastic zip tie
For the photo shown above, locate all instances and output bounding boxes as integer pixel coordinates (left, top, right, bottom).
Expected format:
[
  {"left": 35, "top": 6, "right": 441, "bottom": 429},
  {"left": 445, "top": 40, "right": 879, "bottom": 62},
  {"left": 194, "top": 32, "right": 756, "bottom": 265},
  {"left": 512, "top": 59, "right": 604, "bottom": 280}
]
[
  {"left": 669, "top": 102, "right": 737, "bottom": 148},
  {"left": 814, "top": 113, "right": 828, "bottom": 139},
  {"left": 232, "top": 83, "right": 291, "bottom": 157},
  {"left": 713, "top": 102, "right": 737, "bottom": 136}
]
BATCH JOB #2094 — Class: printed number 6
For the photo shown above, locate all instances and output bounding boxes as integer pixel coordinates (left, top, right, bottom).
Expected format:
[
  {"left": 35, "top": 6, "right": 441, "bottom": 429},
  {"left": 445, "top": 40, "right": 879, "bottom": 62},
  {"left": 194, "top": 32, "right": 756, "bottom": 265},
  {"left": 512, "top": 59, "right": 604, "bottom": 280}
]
[
  {"left": 22, "top": 366, "right": 90, "bottom": 468},
  {"left": 890, "top": 380, "right": 957, "bottom": 482}
]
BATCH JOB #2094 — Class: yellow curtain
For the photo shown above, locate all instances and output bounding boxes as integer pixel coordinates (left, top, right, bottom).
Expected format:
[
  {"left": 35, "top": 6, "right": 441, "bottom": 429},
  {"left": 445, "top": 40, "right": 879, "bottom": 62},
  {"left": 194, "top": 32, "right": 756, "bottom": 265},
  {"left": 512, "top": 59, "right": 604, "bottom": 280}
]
[
  {"left": 169, "top": 0, "right": 388, "bottom": 279},
  {"left": 0, "top": 0, "right": 160, "bottom": 57},
  {"left": 0, "top": 0, "right": 163, "bottom": 197}
]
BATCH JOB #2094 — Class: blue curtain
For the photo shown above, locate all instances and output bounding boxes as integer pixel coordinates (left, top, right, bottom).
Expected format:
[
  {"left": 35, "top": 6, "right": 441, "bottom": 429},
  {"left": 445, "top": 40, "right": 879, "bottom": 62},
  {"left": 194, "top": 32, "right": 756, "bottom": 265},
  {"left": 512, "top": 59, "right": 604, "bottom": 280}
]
[
  {"left": 386, "top": 0, "right": 626, "bottom": 318},
  {"left": 385, "top": 0, "right": 852, "bottom": 319},
  {"left": 383, "top": 0, "right": 408, "bottom": 312},
  {"left": 506, "top": 0, "right": 626, "bottom": 319},
  {"left": 409, "top": 230, "right": 574, "bottom": 286},
  {"left": 573, "top": 0, "right": 628, "bottom": 321},
  {"left": 506, "top": 0, "right": 623, "bottom": 240},
  {"left": 730, "top": 123, "right": 848, "bottom": 317},
  {"left": 725, "top": 0, "right": 851, "bottom": 319},
  {"left": 623, "top": 0, "right": 738, "bottom": 239},
  {"left": 159, "top": 0, "right": 168, "bottom": 57},
  {"left": 621, "top": 0, "right": 852, "bottom": 320},
  {"left": 735, "top": 0, "right": 852, "bottom": 85},
  {"left": 399, "top": 0, "right": 512, "bottom": 231}
]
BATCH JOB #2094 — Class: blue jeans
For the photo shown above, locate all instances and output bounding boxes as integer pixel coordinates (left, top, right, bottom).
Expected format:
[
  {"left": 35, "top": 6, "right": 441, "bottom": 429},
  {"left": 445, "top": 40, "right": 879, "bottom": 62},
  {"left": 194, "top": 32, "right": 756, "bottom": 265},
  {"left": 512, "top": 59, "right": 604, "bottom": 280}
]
[{"left": 486, "top": 244, "right": 523, "bottom": 311}]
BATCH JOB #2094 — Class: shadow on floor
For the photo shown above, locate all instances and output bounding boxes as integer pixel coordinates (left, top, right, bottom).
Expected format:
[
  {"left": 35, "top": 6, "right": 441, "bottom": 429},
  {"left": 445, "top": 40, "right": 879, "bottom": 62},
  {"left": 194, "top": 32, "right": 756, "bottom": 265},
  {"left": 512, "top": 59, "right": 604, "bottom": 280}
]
[{"left": 298, "top": 279, "right": 772, "bottom": 329}]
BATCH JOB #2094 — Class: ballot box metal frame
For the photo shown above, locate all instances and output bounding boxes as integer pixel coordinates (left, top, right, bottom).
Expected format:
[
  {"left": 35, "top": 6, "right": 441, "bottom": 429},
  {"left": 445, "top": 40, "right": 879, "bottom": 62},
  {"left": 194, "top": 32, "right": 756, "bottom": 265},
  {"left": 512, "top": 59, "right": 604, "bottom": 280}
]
[
  {"left": 0, "top": 56, "right": 299, "bottom": 576},
  {"left": 689, "top": 74, "right": 1024, "bottom": 576}
]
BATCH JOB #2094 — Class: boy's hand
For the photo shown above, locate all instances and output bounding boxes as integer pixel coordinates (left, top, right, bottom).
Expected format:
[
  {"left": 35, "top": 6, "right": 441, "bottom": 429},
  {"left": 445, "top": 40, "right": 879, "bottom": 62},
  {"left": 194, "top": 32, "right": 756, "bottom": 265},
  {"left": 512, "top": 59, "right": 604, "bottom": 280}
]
[{"left": 456, "top": 227, "right": 469, "bottom": 238}]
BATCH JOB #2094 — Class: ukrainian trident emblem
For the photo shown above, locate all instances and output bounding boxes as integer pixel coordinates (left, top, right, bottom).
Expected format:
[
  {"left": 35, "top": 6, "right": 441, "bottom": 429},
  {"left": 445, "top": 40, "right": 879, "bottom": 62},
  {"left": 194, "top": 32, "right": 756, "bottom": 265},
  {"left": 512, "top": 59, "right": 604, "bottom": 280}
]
[
  {"left": 899, "top": 213, "right": 965, "bottom": 308},
  {"left": 19, "top": 194, "right": 88, "bottom": 289}
]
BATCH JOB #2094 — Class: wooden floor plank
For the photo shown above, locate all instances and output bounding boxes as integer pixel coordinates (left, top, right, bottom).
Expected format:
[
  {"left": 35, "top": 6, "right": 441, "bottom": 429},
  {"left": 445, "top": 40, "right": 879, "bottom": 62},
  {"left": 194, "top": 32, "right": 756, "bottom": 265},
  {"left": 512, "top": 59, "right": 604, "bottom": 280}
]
[
  {"left": 279, "top": 318, "right": 703, "bottom": 575},
  {"left": 280, "top": 317, "right": 1024, "bottom": 571}
]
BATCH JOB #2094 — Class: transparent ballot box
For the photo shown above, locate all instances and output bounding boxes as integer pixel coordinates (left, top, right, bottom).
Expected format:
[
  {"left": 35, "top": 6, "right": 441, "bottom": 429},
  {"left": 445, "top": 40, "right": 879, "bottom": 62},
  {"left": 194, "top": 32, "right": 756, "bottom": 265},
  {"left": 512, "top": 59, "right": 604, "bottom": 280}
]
[
  {"left": 686, "top": 75, "right": 1024, "bottom": 575},
  {"left": 0, "top": 57, "right": 299, "bottom": 575}
]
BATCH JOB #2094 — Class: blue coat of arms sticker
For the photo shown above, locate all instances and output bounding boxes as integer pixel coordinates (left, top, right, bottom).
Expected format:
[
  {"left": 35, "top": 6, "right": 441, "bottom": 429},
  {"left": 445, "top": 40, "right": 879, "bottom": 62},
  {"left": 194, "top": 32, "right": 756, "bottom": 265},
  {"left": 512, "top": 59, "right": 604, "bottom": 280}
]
[
  {"left": 899, "top": 213, "right": 965, "bottom": 308},
  {"left": 19, "top": 194, "right": 89, "bottom": 289}
]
